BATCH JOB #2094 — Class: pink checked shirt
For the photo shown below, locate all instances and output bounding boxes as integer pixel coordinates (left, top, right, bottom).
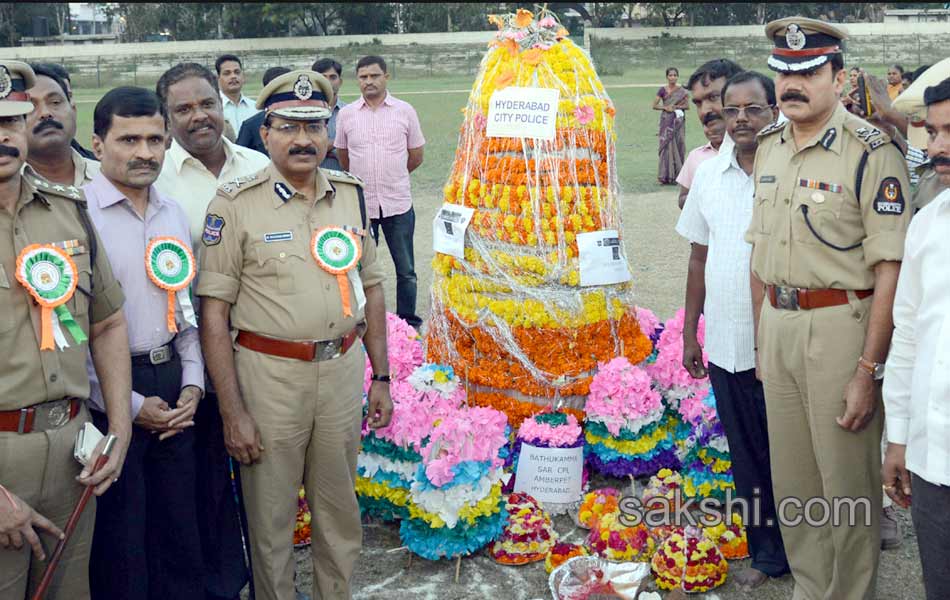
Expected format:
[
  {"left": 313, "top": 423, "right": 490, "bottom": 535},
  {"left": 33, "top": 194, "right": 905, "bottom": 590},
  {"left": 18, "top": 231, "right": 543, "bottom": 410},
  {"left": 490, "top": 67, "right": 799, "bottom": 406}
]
[{"left": 334, "top": 92, "right": 425, "bottom": 219}]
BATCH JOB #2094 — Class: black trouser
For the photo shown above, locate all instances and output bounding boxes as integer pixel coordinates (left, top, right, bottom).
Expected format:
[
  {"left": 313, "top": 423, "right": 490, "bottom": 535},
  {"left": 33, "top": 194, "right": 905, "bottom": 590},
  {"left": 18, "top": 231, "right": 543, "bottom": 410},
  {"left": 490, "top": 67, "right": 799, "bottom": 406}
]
[
  {"left": 89, "top": 355, "right": 204, "bottom": 600},
  {"left": 911, "top": 473, "right": 950, "bottom": 600},
  {"left": 708, "top": 362, "right": 790, "bottom": 577},
  {"left": 194, "top": 390, "right": 251, "bottom": 600}
]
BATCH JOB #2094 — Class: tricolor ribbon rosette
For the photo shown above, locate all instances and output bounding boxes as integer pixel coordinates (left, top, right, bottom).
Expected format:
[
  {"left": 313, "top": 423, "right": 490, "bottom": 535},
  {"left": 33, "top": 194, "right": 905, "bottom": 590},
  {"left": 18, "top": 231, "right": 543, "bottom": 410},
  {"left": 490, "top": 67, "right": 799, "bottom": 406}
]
[
  {"left": 15, "top": 244, "right": 88, "bottom": 351},
  {"left": 145, "top": 236, "right": 197, "bottom": 333},
  {"left": 311, "top": 227, "right": 361, "bottom": 317}
]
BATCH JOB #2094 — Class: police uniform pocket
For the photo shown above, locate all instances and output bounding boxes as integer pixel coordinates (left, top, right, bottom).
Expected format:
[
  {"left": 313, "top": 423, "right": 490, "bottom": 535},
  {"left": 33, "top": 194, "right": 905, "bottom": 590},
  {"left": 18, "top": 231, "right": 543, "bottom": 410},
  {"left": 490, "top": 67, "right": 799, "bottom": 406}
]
[
  {"left": 791, "top": 187, "right": 857, "bottom": 248},
  {"left": 254, "top": 244, "right": 305, "bottom": 294}
]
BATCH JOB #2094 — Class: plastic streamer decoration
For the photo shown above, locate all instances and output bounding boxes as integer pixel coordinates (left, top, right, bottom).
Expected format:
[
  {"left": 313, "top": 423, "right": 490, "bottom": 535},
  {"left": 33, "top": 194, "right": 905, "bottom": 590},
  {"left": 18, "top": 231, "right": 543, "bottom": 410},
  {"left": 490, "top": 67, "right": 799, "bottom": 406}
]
[
  {"left": 584, "top": 357, "right": 680, "bottom": 478},
  {"left": 15, "top": 244, "right": 87, "bottom": 351},
  {"left": 311, "top": 226, "right": 361, "bottom": 317},
  {"left": 425, "top": 7, "right": 653, "bottom": 427},
  {"left": 144, "top": 236, "right": 197, "bottom": 333}
]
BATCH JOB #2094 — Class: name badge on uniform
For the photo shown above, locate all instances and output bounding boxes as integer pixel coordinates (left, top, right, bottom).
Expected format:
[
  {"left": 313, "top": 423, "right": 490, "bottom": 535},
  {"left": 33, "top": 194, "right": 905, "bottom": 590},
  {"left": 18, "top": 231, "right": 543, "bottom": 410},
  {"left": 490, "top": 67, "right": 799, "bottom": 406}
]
[
  {"left": 759, "top": 175, "right": 776, "bottom": 183},
  {"left": 264, "top": 231, "right": 294, "bottom": 243}
]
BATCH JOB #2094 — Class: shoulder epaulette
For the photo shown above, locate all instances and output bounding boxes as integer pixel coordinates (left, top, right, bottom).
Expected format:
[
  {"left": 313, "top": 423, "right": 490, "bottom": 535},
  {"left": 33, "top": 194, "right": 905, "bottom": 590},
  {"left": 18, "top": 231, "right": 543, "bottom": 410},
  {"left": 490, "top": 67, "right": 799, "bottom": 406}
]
[
  {"left": 216, "top": 168, "right": 268, "bottom": 199},
  {"left": 756, "top": 120, "right": 788, "bottom": 139},
  {"left": 26, "top": 172, "right": 85, "bottom": 203},
  {"left": 844, "top": 116, "right": 892, "bottom": 152},
  {"left": 323, "top": 168, "right": 364, "bottom": 187}
]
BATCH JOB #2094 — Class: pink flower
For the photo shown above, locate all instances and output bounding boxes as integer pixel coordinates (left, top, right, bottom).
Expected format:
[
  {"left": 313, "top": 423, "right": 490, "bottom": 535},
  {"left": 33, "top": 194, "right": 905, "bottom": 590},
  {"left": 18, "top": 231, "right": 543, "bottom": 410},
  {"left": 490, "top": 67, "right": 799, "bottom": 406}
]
[
  {"left": 635, "top": 306, "right": 660, "bottom": 338},
  {"left": 532, "top": 42, "right": 552, "bottom": 51},
  {"left": 646, "top": 309, "right": 708, "bottom": 395},
  {"left": 587, "top": 357, "right": 663, "bottom": 436},
  {"left": 539, "top": 16, "right": 557, "bottom": 28},
  {"left": 471, "top": 112, "right": 487, "bottom": 131},
  {"left": 573, "top": 105, "right": 595, "bottom": 125}
]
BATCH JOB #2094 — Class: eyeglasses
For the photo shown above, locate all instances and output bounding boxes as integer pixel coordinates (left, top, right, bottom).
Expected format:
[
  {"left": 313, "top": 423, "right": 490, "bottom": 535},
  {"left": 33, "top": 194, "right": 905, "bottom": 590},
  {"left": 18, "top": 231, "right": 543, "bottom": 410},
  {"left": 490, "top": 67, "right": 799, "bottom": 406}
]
[
  {"left": 269, "top": 122, "right": 327, "bottom": 137},
  {"left": 722, "top": 105, "right": 773, "bottom": 120}
]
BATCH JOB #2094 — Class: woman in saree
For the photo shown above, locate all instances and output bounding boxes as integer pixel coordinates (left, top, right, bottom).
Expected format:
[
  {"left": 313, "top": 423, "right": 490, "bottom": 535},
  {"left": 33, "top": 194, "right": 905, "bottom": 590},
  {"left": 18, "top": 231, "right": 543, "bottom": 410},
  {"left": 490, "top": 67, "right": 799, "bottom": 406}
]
[{"left": 654, "top": 67, "right": 689, "bottom": 184}]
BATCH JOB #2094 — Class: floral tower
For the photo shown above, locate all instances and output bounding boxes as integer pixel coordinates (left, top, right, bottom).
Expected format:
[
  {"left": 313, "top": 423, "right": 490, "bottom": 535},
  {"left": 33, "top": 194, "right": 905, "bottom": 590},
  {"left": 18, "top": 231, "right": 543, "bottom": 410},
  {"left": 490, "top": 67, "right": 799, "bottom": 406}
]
[{"left": 426, "top": 8, "right": 652, "bottom": 423}]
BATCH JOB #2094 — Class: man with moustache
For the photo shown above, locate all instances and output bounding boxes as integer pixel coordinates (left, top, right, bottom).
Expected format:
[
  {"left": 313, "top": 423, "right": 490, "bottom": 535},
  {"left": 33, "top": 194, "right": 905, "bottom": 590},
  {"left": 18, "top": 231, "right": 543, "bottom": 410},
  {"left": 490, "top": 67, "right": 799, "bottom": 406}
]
[
  {"left": 0, "top": 60, "right": 131, "bottom": 600},
  {"left": 677, "top": 71, "right": 789, "bottom": 591},
  {"left": 197, "top": 69, "right": 393, "bottom": 600},
  {"left": 24, "top": 64, "right": 99, "bottom": 187},
  {"left": 216, "top": 55, "right": 256, "bottom": 138},
  {"left": 29, "top": 63, "right": 95, "bottom": 160},
  {"left": 747, "top": 18, "right": 911, "bottom": 600},
  {"left": 154, "top": 62, "right": 267, "bottom": 600},
  {"left": 83, "top": 86, "right": 204, "bottom": 600},
  {"left": 676, "top": 58, "right": 743, "bottom": 209},
  {"left": 335, "top": 55, "right": 426, "bottom": 329},
  {"left": 882, "top": 77, "right": 950, "bottom": 600}
]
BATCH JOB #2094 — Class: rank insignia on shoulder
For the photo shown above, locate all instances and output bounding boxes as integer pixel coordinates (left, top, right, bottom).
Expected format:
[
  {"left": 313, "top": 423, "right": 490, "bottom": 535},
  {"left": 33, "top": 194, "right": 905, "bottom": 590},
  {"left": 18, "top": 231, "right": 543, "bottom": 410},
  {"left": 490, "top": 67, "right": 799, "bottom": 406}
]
[
  {"left": 274, "top": 182, "right": 293, "bottom": 202},
  {"left": 202, "top": 213, "right": 226, "bottom": 246},
  {"left": 873, "top": 178, "right": 904, "bottom": 215}
]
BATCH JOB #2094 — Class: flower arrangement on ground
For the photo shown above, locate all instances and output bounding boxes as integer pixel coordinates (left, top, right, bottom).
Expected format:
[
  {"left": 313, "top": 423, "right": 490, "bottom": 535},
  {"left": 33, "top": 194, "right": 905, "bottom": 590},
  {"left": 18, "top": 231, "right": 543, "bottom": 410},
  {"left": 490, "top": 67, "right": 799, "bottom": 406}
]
[
  {"left": 491, "top": 492, "right": 558, "bottom": 565},
  {"left": 509, "top": 410, "right": 586, "bottom": 513},
  {"left": 425, "top": 7, "right": 653, "bottom": 428},
  {"left": 584, "top": 357, "right": 679, "bottom": 478},
  {"left": 651, "top": 525, "right": 728, "bottom": 593},
  {"left": 704, "top": 513, "right": 750, "bottom": 560},
  {"left": 576, "top": 487, "right": 621, "bottom": 530},
  {"left": 586, "top": 510, "right": 656, "bottom": 563},
  {"left": 399, "top": 404, "right": 510, "bottom": 560},
  {"left": 545, "top": 541, "right": 589, "bottom": 574}
]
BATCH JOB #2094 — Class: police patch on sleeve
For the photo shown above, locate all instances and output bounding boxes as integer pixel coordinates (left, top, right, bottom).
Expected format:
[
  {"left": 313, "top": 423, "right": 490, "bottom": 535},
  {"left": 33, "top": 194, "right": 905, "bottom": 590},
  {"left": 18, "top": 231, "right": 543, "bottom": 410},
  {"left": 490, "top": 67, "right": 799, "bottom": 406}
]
[
  {"left": 202, "top": 213, "right": 226, "bottom": 246},
  {"left": 873, "top": 178, "right": 905, "bottom": 215}
]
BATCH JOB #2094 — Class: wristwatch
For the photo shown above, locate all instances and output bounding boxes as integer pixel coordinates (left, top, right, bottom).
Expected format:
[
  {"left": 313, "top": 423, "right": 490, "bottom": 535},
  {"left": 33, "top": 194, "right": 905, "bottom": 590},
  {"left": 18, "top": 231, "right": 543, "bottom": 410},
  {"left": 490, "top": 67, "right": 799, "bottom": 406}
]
[
  {"left": 371, "top": 374, "right": 391, "bottom": 383},
  {"left": 857, "top": 357, "right": 885, "bottom": 381}
]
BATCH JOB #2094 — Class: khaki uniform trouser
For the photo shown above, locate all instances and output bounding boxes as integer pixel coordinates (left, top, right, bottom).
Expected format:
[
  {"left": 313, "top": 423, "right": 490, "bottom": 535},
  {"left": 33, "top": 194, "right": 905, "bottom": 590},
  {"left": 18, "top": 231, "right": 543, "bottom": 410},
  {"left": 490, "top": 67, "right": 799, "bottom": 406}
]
[
  {"left": 759, "top": 296, "right": 882, "bottom": 600},
  {"left": 235, "top": 342, "right": 364, "bottom": 600},
  {"left": 0, "top": 405, "right": 93, "bottom": 600}
]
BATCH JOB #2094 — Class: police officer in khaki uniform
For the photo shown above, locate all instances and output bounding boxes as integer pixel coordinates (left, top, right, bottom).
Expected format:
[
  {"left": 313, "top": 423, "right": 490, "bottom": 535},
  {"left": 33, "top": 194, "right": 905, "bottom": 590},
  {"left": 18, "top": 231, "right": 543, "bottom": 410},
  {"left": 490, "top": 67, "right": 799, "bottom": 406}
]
[
  {"left": 0, "top": 61, "right": 132, "bottom": 600},
  {"left": 197, "top": 70, "right": 393, "bottom": 600},
  {"left": 747, "top": 20, "right": 912, "bottom": 600}
]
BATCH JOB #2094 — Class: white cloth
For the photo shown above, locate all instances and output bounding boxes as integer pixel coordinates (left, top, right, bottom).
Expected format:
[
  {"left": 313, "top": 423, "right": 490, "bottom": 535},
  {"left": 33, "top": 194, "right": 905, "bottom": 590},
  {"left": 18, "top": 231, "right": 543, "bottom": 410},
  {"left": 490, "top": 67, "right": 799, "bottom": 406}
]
[
  {"left": 155, "top": 137, "right": 270, "bottom": 244},
  {"left": 675, "top": 145, "right": 755, "bottom": 373},
  {"left": 883, "top": 189, "right": 950, "bottom": 486},
  {"left": 220, "top": 92, "right": 258, "bottom": 135}
]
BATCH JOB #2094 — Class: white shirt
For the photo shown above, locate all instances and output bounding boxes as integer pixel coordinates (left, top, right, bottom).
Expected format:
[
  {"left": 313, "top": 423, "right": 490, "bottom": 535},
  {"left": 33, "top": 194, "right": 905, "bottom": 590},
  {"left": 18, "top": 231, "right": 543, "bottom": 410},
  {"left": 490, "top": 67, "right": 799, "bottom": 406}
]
[
  {"left": 220, "top": 91, "right": 258, "bottom": 135},
  {"left": 155, "top": 137, "right": 269, "bottom": 245},
  {"left": 883, "top": 189, "right": 950, "bottom": 486},
  {"left": 675, "top": 145, "right": 755, "bottom": 373}
]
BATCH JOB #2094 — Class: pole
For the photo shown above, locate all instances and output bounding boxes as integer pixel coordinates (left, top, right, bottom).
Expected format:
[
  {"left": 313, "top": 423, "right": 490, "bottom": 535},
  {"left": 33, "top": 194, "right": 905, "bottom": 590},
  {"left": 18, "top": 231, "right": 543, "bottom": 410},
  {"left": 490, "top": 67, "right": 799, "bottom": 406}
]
[
  {"left": 30, "top": 435, "right": 117, "bottom": 600},
  {"left": 96, "top": 55, "right": 101, "bottom": 88}
]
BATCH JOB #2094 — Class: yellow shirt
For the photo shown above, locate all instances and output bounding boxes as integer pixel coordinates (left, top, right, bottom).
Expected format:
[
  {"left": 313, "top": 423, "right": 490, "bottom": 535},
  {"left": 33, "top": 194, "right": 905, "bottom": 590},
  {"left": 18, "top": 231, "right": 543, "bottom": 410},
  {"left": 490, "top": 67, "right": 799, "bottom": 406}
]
[
  {"left": 746, "top": 104, "right": 911, "bottom": 290},
  {"left": 196, "top": 165, "right": 384, "bottom": 341}
]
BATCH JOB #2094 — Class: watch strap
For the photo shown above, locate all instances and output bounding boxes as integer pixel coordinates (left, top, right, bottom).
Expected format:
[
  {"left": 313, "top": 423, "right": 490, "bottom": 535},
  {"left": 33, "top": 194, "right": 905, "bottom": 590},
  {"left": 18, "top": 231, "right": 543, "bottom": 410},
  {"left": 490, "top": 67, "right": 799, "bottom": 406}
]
[{"left": 371, "top": 374, "right": 391, "bottom": 383}]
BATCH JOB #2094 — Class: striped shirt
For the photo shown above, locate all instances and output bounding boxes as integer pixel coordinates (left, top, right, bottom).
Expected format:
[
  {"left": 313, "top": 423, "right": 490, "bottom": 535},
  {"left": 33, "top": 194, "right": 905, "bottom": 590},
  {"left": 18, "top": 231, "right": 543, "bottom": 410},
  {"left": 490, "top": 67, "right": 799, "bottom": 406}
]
[
  {"left": 334, "top": 92, "right": 425, "bottom": 218},
  {"left": 676, "top": 145, "right": 756, "bottom": 373}
]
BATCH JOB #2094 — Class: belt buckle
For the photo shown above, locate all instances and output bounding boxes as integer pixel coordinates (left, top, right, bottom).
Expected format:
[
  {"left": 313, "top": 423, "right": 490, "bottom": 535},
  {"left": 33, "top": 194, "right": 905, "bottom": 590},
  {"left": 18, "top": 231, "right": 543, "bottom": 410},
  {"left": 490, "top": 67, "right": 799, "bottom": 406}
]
[
  {"left": 315, "top": 339, "right": 342, "bottom": 362},
  {"left": 775, "top": 286, "right": 800, "bottom": 311},
  {"left": 31, "top": 399, "right": 70, "bottom": 432},
  {"left": 149, "top": 345, "right": 171, "bottom": 365}
]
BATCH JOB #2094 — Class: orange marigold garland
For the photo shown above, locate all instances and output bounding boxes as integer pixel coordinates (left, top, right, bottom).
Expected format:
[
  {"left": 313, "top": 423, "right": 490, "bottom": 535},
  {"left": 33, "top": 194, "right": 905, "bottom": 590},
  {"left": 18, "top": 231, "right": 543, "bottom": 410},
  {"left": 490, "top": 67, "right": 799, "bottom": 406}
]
[{"left": 424, "top": 6, "right": 651, "bottom": 425}]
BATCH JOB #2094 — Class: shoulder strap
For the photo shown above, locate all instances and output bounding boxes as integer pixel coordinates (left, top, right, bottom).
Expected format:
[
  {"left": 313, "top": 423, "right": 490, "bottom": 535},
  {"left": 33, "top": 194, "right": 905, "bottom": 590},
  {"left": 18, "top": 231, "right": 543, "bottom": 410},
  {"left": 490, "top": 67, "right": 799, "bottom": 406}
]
[{"left": 854, "top": 150, "right": 870, "bottom": 206}]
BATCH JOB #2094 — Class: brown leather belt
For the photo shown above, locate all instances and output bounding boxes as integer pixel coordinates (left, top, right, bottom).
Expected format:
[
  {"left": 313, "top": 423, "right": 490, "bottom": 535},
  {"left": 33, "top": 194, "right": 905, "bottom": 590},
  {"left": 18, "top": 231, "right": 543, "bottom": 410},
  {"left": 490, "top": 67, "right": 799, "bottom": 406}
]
[
  {"left": 237, "top": 323, "right": 365, "bottom": 362},
  {"left": 767, "top": 285, "right": 873, "bottom": 311},
  {"left": 0, "top": 397, "right": 82, "bottom": 434}
]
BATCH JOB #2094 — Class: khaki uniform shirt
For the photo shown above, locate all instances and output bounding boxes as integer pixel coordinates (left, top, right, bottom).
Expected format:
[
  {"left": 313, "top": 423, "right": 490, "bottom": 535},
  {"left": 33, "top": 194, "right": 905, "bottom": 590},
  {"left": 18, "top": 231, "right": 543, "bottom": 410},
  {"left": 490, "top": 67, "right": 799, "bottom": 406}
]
[
  {"left": 746, "top": 104, "right": 912, "bottom": 290},
  {"left": 196, "top": 165, "right": 384, "bottom": 341},
  {"left": 23, "top": 149, "right": 101, "bottom": 189},
  {"left": 0, "top": 173, "right": 124, "bottom": 410}
]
